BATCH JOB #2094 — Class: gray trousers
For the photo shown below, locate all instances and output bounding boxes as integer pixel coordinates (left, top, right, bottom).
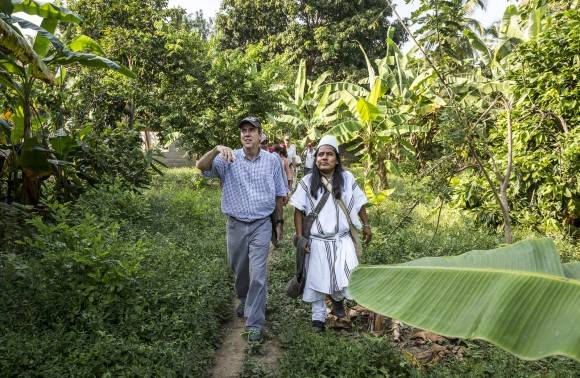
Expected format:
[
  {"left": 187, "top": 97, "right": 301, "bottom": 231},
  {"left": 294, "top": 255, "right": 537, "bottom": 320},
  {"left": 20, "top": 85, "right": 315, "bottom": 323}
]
[{"left": 227, "top": 216, "right": 271, "bottom": 331}]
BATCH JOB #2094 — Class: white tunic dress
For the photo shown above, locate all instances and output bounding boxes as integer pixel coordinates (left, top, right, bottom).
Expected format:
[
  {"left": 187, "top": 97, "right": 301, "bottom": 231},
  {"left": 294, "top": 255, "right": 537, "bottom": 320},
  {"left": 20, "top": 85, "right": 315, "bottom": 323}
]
[{"left": 290, "top": 171, "right": 368, "bottom": 302}]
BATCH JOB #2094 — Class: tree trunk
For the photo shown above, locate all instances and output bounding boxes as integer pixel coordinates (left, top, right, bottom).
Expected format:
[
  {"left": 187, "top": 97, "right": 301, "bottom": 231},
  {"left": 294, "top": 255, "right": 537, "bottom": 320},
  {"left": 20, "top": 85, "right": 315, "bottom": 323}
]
[
  {"left": 377, "top": 158, "right": 388, "bottom": 189},
  {"left": 21, "top": 83, "right": 41, "bottom": 205},
  {"left": 23, "top": 97, "right": 32, "bottom": 138},
  {"left": 126, "top": 58, "right": 136, "bottom": 129},
  {"left": 144, "top": 129, "right": 152, "bottom": 150},
  {"left": 127, "top": 99, "right": 135, "bottom": 129},
  {"left": 469, "top": 144, "right": 513, "bottom": 244},
  {"left": 365, "top": 137, "right": 373, "bottom": 185},
  {"left": 21, "top": 172, "right": 41, "bottom": 206},
  {"left": 499, "top": 100, "right": 514, "bottom": 244},
  {"left": 468, "top": 98, "right": 514, "bottom": 245}
]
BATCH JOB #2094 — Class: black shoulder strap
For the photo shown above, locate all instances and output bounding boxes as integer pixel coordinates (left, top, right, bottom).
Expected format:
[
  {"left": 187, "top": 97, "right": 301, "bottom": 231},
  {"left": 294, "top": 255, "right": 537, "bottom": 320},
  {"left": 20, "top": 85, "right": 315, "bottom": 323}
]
[{"left": 309, "top": 189, "right": 330, "bottom": 218}]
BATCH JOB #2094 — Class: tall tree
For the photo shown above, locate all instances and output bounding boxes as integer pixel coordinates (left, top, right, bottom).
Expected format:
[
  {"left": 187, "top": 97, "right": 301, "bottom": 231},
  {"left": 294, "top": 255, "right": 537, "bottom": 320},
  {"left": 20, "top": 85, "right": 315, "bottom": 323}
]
[
  {"left": 215, "top": 0, "right": 405, "bottom": 79},
  {"left": 64, "top": 0, "right": 208, "bottom": 134},
  {"left": 506, "top": 8, "right": 580, "bottom": 233},
  {"left": 410, "top": 0, "right": 486, "bottom": 70}
]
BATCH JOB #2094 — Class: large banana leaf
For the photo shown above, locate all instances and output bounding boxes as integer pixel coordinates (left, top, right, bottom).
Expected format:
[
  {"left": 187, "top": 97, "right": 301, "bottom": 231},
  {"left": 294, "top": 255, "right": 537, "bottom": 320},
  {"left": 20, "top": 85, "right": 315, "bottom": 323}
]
[
  {"left": 273, "top": 114, "right": 303, "bottom": 128},
  {"left": 357, "top": 42, "right": 375, "bottom": 90},
  {"left": 68, "top": 35, "right": 105, "bottom": 55},
  {"left": 32, "top": 17, "right": 56, "bottom": 57},
  {"left": 350, "top": 239, "right": 580, "bottom": 361},
  {"left": 18, "top": 136, "right": 51, "bottom": 178},
  {"left": 5, "top": 15, "right": 64, "bottom": 51},
  {"left": 0, "top": 17, "right": 53, "bottom": 83},
  {"left": 324, "top": 82, "right": 367, "bottom": 101},
  {"left": 367, "top": 78, "right": 383, "bottom": 106},
  {"left": 50, "top": 134, "right": 77, "bottom": 160},
  {"left": 355, "top": 98, "right": 379, "bottom": 123},
  {"left": 310, "top": 71, "right": 331, "bottom": 93},
  {"left": 46, "top": 51, "right": 136, "bottom": 78},
  {"left": 312, "top": 85, "right": 331, "bottom": 118},
  {"left": 11, "top": 0, "right": 82, "bottom": 24},
  {"left": 294, "top": 59, "right": 306, "bottom": 106},
  {"left": 328, "top": 120, "right": 361, "bottom": 142}
]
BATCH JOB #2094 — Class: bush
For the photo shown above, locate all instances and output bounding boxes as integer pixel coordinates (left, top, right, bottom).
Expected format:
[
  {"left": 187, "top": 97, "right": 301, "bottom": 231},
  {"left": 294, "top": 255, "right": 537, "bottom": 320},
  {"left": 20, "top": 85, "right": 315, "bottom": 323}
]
[
  {"left": 0, "top": 169, "right": 232, "bottom": 376},
  {"left": 263, "top": 229, "right": 411, "bottom": 378},
  {"left": 260, "top": 173, "right": 579, "bottom": 377}
]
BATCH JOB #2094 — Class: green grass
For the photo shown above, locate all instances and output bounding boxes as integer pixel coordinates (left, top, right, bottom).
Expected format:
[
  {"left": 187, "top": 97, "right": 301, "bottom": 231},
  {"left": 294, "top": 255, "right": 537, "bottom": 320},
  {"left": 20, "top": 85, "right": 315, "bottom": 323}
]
[
  {"left": 253, "top": 173, "right": 580, "bottom": 377},
  {"left": 1, "top": 169, "right": 578, "bottom": 376},
  {"left": 0, "top": 169, "right": 232, "bottom": 376}
]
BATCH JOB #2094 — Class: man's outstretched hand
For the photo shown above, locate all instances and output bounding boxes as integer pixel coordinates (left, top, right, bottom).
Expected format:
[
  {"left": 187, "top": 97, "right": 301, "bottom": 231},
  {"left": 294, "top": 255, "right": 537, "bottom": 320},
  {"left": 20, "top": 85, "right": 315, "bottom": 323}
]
[{"left": 217, "top": 145, "right": 235, "bottom": 163}]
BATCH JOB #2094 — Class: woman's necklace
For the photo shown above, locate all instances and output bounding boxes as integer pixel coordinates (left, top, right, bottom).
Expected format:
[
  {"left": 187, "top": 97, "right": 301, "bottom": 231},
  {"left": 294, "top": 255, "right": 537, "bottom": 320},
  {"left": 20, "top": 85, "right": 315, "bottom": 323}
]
[
  {"left": 322, "top": 171, "right": 334, "bottom": 183},
  {"left": 321, "top": 174, "right": 333, "bottom": 194}
]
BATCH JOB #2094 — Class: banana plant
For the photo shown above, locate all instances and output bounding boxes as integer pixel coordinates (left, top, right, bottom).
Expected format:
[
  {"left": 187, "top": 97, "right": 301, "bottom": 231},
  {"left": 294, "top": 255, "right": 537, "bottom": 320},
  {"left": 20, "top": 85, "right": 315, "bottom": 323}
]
[
  {"left": 329, "top": 35, "right": 435, "bottom": 196},
  {"left": 0, "top": 0, "right": 134, "bottom": 205},
  {"left": 464, "top": 4, "right": 551, "bottom": 67},
  {"left": 350, "top": 238, "right": 580, "bottom": 362},
  {"left": 270, "top": 59, "right": 343, "bottom": 142}
]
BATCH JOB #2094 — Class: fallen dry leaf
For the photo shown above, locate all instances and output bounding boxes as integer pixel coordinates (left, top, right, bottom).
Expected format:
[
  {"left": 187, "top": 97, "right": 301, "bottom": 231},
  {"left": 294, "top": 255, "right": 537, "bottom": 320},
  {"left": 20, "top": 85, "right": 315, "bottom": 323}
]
[
  {"left": 391, "top": 319, "right": 402, "bottom": 342},
  {"left": 412, "top": 331, "right": 447, "bottom": 343},
  {"left": 430, "top": 344, "right": 448, "bottom": 353},
  {"left": 415, "top": 350, "right": 433, "bottom": 361},
  {"left": 351, "top": 305, "right": 368, "bottom": 312}
]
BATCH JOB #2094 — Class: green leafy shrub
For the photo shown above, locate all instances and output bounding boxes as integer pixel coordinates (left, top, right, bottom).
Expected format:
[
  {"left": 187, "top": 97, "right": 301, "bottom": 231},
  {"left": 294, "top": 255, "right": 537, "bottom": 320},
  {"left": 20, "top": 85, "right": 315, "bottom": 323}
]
[
  {"left": 276, "top": 328, "right": 410, "bottom": 377},
  {"left": 76, "top": 127, "right": 154, "bottom": 190},
  {"left": 0, "top": 169, "right": 232, "bottom": 376},
  {"left": 261, "top": 173, "right": 578, "bottom": 377}
]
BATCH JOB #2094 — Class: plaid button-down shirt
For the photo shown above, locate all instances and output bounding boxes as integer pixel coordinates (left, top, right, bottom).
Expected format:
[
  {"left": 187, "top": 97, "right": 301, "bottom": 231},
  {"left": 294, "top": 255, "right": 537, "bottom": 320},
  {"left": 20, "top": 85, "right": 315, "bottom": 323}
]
[{"left": 203, "top": 148, "right": 288, "bottom": 222}]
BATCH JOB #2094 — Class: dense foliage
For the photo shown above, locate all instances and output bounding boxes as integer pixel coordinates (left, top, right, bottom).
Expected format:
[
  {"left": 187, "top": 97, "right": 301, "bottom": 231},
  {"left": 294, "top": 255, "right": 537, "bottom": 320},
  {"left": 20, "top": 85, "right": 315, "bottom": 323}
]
[
  {"left": 216, "top": 0, "right": 406, "bottom": 78},
  {"left": 506, "top": 9, "right": 580, "bottom": 231},
  {"left": 2, "top": 0, "right": 580, "bottom": 375},
  {"left": 0, "top": 170, "right": 231, "bottom": 376},
  {"left": 65, "top": 0, "right": 293, "bottom": 155},
  {"left": 0, "top": 0, "right": 135, "bottom": 207},
  {"left": 269, "top": 1, "right": 579, "bottom": 240},
  {"left": 5, "top": 0, "right": 574, "bottom": 238},
  {"left": 246, "top": 174, "right": 580, "bottom": 376}
]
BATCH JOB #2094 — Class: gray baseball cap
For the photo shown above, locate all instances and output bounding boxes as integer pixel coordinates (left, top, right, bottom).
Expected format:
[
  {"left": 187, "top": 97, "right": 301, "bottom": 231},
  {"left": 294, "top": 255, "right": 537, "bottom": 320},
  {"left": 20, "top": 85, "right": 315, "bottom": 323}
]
[{"left": 238, "top": 116, "right": 261, "bottom": 131}]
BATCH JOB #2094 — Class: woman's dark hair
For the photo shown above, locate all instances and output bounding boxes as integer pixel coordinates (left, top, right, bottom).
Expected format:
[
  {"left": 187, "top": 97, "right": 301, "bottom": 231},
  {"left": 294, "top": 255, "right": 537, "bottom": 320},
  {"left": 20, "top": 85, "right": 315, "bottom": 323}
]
[
  {"left": 310, "top": 146, "right": 344, "bottom": 200},
  {"left": 274, "top": 144, "right": 287, "bottom": 158}
]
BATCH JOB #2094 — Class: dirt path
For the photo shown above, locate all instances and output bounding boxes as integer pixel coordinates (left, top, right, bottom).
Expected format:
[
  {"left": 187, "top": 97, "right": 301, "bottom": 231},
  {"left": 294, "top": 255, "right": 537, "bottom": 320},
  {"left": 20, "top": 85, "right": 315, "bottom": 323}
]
[
  {"left": 209, "top": 244, "right": 283, "bottom": 377},
  {"left": 208, "top": 300, "right": 248, "bottom": 378}
]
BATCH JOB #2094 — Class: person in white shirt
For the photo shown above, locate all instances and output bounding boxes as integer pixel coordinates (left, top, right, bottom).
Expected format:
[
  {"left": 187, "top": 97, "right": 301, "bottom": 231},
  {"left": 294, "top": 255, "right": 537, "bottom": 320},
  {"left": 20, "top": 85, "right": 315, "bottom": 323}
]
[
  {"left": 284, "top": 135, "right": 297, "bottom": 166},
  {"left": 290, "top": 135, "right": 372, "bottom": 332},
  {"left": 302, "top": 142, "right": 315, "bottom": 176}
]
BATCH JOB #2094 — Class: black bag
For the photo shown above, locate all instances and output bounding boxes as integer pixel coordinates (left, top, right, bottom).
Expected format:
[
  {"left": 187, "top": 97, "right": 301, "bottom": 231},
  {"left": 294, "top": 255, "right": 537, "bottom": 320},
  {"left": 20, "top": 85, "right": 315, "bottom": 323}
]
[{"left": 286, "top": 190, "right": 330, "bottom": 298}]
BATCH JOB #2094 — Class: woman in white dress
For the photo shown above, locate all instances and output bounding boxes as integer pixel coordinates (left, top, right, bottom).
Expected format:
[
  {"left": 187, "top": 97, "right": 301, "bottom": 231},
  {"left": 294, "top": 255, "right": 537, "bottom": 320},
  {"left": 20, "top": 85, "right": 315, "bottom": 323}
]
[{"left": 290, "top": 135, "right": 372, "bottom": 331}]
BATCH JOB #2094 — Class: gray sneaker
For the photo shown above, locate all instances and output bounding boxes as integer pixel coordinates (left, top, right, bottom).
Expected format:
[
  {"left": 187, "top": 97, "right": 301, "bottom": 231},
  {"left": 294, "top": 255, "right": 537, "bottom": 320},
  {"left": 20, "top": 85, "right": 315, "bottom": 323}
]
[{"left": 247, "top": 329, "right": 263, "bottom": 343}]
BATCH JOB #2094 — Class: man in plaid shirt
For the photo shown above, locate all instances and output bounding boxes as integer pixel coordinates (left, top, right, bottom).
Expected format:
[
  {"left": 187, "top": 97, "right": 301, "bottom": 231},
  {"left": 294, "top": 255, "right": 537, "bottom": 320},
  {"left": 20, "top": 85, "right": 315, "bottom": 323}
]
[{"left": 196, "top": 116, "right": 287, "bottom": 343}]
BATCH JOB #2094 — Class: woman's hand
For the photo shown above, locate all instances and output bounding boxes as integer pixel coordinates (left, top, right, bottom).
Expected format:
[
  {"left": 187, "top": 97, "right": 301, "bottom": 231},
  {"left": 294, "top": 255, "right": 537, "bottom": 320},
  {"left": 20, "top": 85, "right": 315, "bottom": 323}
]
[
  {"left": 293, "top": 234, "right": 310, "bottom": 252},
  {"left": 362, "top": 224, "right": 372, "bottom": 244},
  {"left": 358, "top": 206, "right": 372, "bottom": 244}
]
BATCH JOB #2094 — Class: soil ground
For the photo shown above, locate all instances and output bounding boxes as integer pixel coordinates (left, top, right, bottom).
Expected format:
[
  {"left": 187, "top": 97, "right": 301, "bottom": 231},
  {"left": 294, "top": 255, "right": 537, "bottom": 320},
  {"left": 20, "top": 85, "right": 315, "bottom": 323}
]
[{"left": 209, "top": 244, "right": 283, "bottom": 377}]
